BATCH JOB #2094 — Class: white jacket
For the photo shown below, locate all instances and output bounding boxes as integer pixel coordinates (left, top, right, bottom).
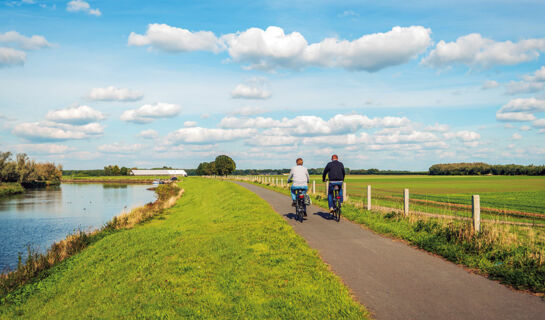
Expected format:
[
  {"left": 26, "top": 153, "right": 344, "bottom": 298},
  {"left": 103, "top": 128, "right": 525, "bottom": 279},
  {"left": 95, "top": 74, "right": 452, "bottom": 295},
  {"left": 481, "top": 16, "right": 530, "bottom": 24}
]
[{"left": 288, "top": 165, "right": 309, "bottom": 187}]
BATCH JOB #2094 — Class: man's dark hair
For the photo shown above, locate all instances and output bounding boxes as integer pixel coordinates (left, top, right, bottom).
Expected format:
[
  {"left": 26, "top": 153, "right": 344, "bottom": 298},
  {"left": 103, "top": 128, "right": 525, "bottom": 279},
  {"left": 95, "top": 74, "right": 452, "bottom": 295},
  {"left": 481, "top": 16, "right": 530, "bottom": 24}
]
[{"left": 332, "top": 154, "right": 338, "bottom": 160}]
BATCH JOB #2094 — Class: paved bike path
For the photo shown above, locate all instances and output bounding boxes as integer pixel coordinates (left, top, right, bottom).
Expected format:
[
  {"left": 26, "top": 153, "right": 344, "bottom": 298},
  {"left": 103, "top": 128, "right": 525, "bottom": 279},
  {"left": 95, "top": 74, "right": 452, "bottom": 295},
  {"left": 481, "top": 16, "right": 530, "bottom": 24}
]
[{"left": 233, "top": 181, "right": 545, "bottom": 320}]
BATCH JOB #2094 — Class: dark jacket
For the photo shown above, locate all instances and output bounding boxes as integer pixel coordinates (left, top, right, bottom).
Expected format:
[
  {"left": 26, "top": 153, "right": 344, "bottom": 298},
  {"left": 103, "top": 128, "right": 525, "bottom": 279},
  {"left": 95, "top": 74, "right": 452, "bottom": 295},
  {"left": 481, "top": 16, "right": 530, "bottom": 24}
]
[{"left": 322, "top": 160, "right": 345, "bottom": 182}]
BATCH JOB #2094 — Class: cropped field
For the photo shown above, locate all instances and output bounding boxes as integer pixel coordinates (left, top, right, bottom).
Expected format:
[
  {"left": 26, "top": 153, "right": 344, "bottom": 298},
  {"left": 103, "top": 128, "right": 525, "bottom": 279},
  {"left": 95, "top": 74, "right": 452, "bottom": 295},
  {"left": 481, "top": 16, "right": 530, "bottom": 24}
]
[{"left": 0, "top": 178, "right": 367, "bottom": 319}]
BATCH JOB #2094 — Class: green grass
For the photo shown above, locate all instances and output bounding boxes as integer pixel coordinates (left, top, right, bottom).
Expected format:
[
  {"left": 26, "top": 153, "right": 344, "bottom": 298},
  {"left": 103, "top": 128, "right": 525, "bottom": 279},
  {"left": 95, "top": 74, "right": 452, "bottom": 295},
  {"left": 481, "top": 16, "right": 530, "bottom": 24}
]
[
  {"left": 0, "top": 183, "right": 24, "bottom": 197},
  {"left": 0, "top": 178, "right": 367, "bottom": 319},
  {"left": 242, "top": 178, "right": 545, "bottom": 294}
]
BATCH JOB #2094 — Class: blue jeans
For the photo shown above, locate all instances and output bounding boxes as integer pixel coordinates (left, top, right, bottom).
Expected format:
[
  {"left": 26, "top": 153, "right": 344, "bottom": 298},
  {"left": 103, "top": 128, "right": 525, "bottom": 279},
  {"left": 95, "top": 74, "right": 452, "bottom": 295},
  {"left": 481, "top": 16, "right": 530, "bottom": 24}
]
[
  {"left": 328, "top": 182, "right": 343, "bottom": 209},
  {"left": 290, "top": 185, "right": 308, "bottom": 201}
]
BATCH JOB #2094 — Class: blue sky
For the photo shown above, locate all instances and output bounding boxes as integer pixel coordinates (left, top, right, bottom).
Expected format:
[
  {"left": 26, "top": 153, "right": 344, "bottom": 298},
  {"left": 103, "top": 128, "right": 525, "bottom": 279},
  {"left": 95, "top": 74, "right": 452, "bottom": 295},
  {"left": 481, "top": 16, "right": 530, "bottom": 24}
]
[{"left": 1, "top": 0, "right": 544, "bottom": 170}]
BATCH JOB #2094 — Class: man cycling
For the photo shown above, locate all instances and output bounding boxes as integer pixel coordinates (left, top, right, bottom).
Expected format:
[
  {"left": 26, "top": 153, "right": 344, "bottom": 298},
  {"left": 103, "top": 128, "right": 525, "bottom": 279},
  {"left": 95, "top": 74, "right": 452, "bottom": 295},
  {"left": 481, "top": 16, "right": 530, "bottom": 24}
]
[
  {"left": 287, "top": 157, "right": 310, "bottom": 212},
  {"left": 322, "top": 154, "right": 345, "bottom": 213}
]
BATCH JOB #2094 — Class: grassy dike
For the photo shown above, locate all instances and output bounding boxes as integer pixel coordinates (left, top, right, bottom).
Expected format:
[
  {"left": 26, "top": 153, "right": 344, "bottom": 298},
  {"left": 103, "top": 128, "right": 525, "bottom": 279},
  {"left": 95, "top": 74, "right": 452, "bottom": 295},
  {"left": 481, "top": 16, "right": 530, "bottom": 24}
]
[
  {"left": 240, "top": 179, "right": 545, "bottom": 295},
  {"left": 0, "top": 178, "right": 368, "bottom": 319}
]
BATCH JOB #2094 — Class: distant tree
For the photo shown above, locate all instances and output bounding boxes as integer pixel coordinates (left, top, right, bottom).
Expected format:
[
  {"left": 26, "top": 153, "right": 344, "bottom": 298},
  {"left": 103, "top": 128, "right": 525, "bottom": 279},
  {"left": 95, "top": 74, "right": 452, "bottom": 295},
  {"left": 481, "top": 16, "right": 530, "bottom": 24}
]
[
  {"left": 112, "top": 165, "right": 121, "bottom": 176},
  {"left": 214, "top": 155, "right": 236, "bottom": 175},
  {"left": 120, "top": 166, "right": 129, "bottom": 176},
  {"left": 16, "top": 153, "right": 37, "bottom": 184}
]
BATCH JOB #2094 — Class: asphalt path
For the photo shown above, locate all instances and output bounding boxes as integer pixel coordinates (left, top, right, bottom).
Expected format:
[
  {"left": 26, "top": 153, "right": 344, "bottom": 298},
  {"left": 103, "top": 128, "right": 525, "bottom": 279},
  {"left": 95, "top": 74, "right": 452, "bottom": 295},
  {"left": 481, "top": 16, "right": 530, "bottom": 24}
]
[{"left": 233, "top": 181, "right": 545, "bottom": 320}]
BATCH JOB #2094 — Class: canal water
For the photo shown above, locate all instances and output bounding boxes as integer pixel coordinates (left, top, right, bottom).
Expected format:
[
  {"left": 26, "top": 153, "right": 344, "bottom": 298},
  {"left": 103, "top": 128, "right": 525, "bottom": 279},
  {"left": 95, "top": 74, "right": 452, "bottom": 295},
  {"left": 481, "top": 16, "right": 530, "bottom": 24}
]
[{"left": 0, "top": 183, "right": 155, "bottom": 271}]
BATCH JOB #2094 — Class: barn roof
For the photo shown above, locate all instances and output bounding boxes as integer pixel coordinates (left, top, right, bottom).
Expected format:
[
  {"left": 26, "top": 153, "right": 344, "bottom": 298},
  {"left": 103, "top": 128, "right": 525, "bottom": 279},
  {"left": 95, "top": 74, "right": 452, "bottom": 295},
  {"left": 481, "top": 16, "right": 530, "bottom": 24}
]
[{"left": 131, "top": 169, "right": 187, "bottom": 176}]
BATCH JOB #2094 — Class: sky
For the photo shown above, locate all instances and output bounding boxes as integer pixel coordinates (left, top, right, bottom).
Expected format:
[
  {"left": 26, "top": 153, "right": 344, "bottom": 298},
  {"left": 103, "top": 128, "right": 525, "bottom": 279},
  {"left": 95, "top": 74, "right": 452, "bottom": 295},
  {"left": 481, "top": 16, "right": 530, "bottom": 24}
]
[{"left": 1, "top": 0, "right": 545, "bottom": 170}]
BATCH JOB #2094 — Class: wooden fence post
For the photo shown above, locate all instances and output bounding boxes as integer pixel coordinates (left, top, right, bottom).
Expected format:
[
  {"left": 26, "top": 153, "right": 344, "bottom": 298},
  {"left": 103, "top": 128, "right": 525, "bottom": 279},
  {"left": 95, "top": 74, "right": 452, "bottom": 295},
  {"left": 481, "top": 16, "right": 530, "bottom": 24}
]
[
  {"left": 325, "top": 181, "right": 329, "bottom": 196},
  {"left": 404, "top": 188, "right": 409, "bottom": 216},
  {"left": 343, "top": 182, "right": 347, "bottom": 201},
  {"left": 472, "top": 195, "right": 481, "bottom": 234},
  {"left": 367, "top": 185, "right": 371, "bottom": 211},
  {"left": 312, "top": 180, "right": 316, "bottom": 194}
]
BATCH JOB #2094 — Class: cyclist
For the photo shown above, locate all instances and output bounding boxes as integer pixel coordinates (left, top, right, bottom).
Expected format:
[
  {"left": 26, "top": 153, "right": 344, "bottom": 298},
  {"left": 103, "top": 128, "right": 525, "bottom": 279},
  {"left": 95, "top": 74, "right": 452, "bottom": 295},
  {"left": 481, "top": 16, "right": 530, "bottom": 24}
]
[
  {"left": 287, "top": 157, "right": 310, "bottom": 212},
  {"left": 322, "top": 154, "right": 345, "bottom": 213}
]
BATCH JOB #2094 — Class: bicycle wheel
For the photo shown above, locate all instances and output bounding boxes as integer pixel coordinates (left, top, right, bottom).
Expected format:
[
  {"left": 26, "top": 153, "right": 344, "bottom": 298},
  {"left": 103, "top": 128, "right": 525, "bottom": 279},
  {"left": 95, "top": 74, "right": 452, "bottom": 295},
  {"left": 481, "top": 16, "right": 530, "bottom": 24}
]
[{"left": 336, "top": 205, "right": 341, "bottom": 222}]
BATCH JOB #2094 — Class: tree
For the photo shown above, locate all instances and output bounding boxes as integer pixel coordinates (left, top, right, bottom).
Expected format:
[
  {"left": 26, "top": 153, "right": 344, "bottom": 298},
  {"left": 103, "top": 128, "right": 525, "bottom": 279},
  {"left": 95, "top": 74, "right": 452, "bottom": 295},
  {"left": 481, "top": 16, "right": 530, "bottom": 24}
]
[
  {"left": 16, "top": 153, "right": 37, "bottom": 184},
  {"left": 214, "top": 155, "right": 236, "bottom": 176},
  {"left": 120, "top": 167, "right": 129, "bottom": 176}
]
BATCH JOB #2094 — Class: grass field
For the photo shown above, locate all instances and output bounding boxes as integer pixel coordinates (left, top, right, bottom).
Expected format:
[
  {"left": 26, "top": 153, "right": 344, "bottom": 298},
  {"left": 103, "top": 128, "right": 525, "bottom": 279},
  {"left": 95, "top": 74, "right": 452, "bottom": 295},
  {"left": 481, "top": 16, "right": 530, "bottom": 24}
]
[
  {"left": 0, "top": 178, "right": 367, "bottom": 319},
  {"left": 255, "top": 175, "right": 545, "bottom": 221}
]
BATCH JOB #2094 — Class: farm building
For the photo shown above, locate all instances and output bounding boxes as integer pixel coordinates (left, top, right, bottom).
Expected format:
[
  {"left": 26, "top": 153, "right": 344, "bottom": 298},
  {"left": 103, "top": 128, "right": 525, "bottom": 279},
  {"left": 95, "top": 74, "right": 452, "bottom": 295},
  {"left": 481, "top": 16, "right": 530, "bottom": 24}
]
[{"left": 131, "top": 169, "right": 187, "bottom": 177}]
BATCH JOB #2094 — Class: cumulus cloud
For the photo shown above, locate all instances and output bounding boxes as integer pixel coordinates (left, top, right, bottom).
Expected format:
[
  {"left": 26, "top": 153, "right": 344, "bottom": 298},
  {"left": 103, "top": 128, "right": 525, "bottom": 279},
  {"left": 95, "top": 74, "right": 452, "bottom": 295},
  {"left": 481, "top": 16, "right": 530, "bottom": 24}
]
[
  {"left": 302, "top": 133, "right": 371, "bottom": 146},
  {"left": 422, "top": 33, "right": 545, "bottom": 68},
  {"left": 498, "top": 98, "right": 545, "bottom": 113},
  {"left": 120, "top": 102, "right": 181, "bottom": 124},
  {"left": 230, "top": 106, "right": 267, "bottom": 116},
  {"left": 0, "top": 31, "right": 52, "bottom": 50},
  {"left": 246, "top": 135, "right": 299, "bottom": 146},
  {"left": 533, "top": 118, "right": 545, "bottom": 128},
  {"left": 523, "top": 66, "right": 545, "bottom": 82},
  {"left": 128, "top": 24, "right": 220, "bottom": 52},
  {"left": 12, "top": 143, "right": 69, "bottom": 154},
  {"left": 505, "top": 81, "right": 544, "bottom": 95},
  {"left": 129, "top": 24, "right": 431, "bottom": 71},
  {"left": 443, "top": 130, "right": 480, "bottom": 142},
  {"left": 512, "top": 133, "right": 522, "bottom": 140},
  {"left": 98, "top": 143, "right": 144, "bottom": 154},
  {"left": 482, "top": 80, "right": 499, "bottom": 90},
  {"left": 88, "top": 86, "right": 143, "bottom": 101},
  {"left": 46, "top": 105, "right": 105, "bottom": 124},
  {"left": 138, "top": 129, "right": 159, "bottom": 139},
  {"left": 496, "top": 112, "right": 536, "bottom": 122},
  {"left": 374, "top": 130, "right": 438, "bottom": 144},
  {"left": 0, "top": 47, "right": 26, "bottom": 67},
  {"left": 231, "top": 84, "right": 271, "bottom": 99},
  {"left": 219, "top": 114, "right": 409, "bottom": 136},
  {"left": 165, "top": 127, "right": 255, "bottom": 144},
  {"left": 12, "top": 121, "right": 104, "bottom": 141},
  {"left": 183, "top": 121, "right": 197, "bottom": 127},
  {"left": 222, "top": 25, "right": 432, "bottom": 71},
  {"left": 66, "top": 0, "right": 101, "bottom": 16}
]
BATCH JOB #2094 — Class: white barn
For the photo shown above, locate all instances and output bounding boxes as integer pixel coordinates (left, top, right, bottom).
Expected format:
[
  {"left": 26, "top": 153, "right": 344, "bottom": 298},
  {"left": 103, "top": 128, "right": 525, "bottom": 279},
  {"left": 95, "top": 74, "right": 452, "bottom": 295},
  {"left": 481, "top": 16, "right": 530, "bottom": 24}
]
[{"left": 131, "top": 169, "right": 187, "bottom": 177}]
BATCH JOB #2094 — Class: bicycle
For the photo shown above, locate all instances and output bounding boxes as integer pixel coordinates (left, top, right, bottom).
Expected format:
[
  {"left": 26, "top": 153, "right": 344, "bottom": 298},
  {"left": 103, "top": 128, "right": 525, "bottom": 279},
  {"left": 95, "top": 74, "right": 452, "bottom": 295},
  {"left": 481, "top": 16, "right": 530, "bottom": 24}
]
[
  {"left": 294, "top": 188, "right": 307, "bottom": 223},
  {"left": 331, "top": 184, "right": 341, "bottom": 222},
  {"left": 325, "top": 179, "right": 342, "bottom": 222}
]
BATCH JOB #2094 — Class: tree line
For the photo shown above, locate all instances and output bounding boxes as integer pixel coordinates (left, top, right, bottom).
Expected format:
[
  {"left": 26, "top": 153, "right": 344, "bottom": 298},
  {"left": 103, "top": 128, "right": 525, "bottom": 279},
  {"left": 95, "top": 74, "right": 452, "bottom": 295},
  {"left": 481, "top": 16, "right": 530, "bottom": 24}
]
[
  {"left": 196, "top": 155, "right": 236, "bottom": 176},
  {"left": 0, "top": 151, "right": 62, "bottom": 187},
  {"left": 428, "top": 162, "right": 545, "bottom": 176}
]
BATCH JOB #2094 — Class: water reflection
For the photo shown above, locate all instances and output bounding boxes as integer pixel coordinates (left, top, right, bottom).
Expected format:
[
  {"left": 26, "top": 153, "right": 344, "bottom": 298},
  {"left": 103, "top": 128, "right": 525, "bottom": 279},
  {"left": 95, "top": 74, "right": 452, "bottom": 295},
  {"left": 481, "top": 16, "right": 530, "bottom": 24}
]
[{"left": 0, "top": 183, "right": 155, "bottom": 271}]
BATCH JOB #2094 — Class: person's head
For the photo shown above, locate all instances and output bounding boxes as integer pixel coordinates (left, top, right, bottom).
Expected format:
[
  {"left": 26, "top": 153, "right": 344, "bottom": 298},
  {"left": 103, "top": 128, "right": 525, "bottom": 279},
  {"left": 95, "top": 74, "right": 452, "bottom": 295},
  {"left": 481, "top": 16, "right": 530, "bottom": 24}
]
[
  {"left": 296, "top": 158, "right": 303, "bottom": 165},
  {"left": 331, "top": 154, "right": 338, "bottom": 161}
]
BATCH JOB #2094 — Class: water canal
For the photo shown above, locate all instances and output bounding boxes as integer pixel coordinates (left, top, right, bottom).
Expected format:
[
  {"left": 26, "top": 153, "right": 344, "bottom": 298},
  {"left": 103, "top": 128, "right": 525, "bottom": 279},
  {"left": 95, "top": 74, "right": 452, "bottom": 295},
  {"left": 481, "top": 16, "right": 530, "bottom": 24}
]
[{"left": 0, "top": 183, "right": 155, "bottom": 271}]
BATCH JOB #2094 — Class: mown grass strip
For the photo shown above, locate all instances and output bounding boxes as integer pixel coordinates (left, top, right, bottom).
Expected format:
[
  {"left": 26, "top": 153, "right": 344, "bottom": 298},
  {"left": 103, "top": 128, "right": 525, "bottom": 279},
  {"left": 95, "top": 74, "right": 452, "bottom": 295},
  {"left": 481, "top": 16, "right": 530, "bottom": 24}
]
[
  {"left": 0, "top": 178, "right": 368, "bottom": 319},
  {"left": 240, "top": 178, "right": 545, "bottom": 295}
]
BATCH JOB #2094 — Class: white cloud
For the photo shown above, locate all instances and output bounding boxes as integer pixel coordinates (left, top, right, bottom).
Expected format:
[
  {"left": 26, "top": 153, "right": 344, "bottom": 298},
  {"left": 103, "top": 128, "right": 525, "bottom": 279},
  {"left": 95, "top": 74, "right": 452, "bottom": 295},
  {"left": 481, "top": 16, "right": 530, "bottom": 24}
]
[
  {"left": 129, "top": 24, "right": 431, "bottom": 71},
  {"left": 496, "top": 112, "right": 537, "bottom": 122},
  {"left": 184, "top": 121, "right": 197, "bottom": 127},
  {"left": 533, "top": 118, "right": 545, "bottom": 128},
  {"left": 46, "top": 105, "right": 105, "bottom": 124},
  {"left": 66, "top": 0, "right": 101, "bottom": 16},
  {"left": 231, "top": 84, "right": 271, "bottom": 99},
  {"left": 374, "top": 130, "right": 439, "bottom": 144},
  {"left": 138, "top": 129, "right": 159, "bottom": 139},
  {"left": 12, "top": 143, "right": 69, "bottom": 154},
  {"left": 246, "top": 135, "right": 298, "bottom": 146},
  {"left": 98, "top": 143, "right": 144, "bottom": 154},
  {"left": 302, "top": 133, "right": 371, "bottom": 145},
  {"left": 523, "top": 66, "right": 545, "bottom": 82},
  {"left": 230, "top": 106, "right": 266, "bottom": 116},
  {"left": 424, "top": 123, "right": 450, "bottom": 132},
  {"left": 128, "top": 24, "right": 220, "bottom": 52},
  {"left": 512, "top": 133, "right": 522, "bottom": 140},
  {"left": 88, "top": 86, "right": 143, "bottom": 101},
  {"left": 498, "top": 98, "right": 545, "bottom": 113},
  {"left": 444, "top": 130, "right": 480, "bottom": 142},
  {"left": 520, "top": 125, "right": 531, "bottom": 131},
  {"left": 505, "top": 81, "right": 544, "bottom": 95},
  {"left": 120, "top": 102, "right": 181, "bottom": 124},
  {"left": 165, "top": 127, "right": 255, "bottom": 144},
  {"left": 222, "top": 25, "right": 432, "bottom": 71},
  {"left": 482, "top": 80, "right": 499, "bottom": 89},
  {"left": 0, "top": 31, "right": 52, "bottom": 50},
  {"left": 422, "top": 33, "right": 545, "bottom": 68},
  {"left": 0, "top": 47, "right": 26, "bottom": 67},
  {"left": 338, "top": 10, "right": 359, "bottom": 18},
  {"left": 12, "top": 121, "right": 104, "bottom": 141}
]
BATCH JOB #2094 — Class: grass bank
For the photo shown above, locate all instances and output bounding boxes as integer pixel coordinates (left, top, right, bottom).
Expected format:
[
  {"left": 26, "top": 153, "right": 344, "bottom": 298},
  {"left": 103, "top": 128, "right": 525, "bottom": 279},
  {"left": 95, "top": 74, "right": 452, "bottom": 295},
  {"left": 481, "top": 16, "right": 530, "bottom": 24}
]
[
  {"left": 0, "top": 183, "right": 24, "bottom": 197},
  {"left": 62, "top": 175, "right": 172, "bottom": 184},
  {"left": 235, "top": 178, "right": 545, "bottom": 295},
  {"left": 1, "top": 178, "right": 368, "bottom": 319}
]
